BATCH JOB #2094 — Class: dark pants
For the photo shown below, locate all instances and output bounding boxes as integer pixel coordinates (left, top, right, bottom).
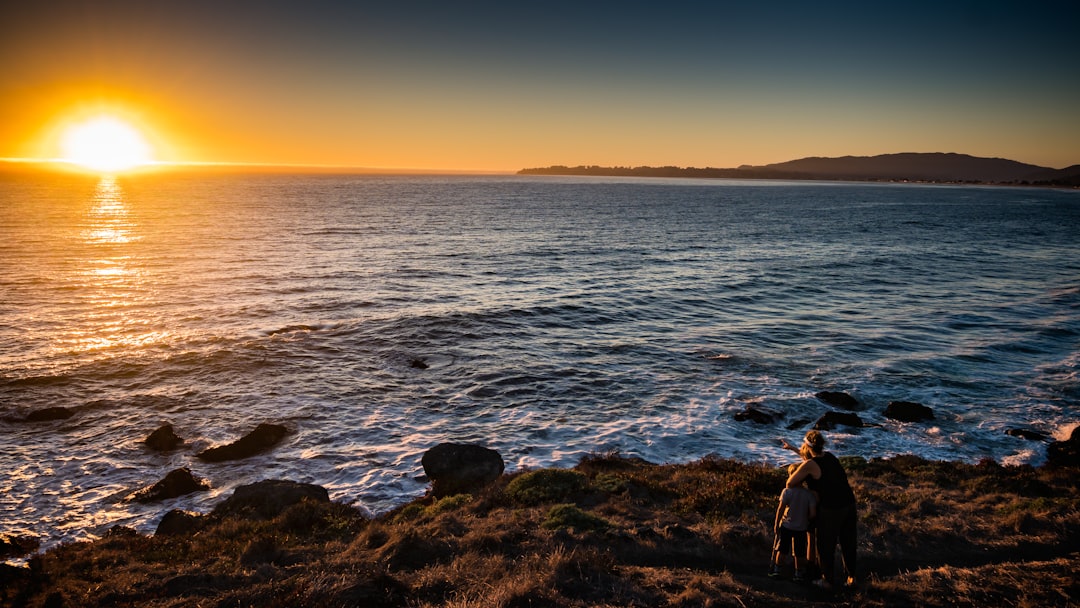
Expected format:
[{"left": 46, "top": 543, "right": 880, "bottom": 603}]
[{"left": 815, "top": 503, "right": 857, "bottom": 585}]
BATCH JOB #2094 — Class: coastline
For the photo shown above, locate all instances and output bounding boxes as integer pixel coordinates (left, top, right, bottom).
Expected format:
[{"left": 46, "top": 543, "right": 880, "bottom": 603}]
[{"left": 3, "top": 439, "right": 1077, "bottom": 607}]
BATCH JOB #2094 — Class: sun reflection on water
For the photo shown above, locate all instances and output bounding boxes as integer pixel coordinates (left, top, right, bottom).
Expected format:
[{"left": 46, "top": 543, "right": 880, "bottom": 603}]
[
  {"left": 56, "top": 176, "right": 170, "bottom": 356},
  {"left": 82, "top": 176, "right": 138, "bottom": 245}
]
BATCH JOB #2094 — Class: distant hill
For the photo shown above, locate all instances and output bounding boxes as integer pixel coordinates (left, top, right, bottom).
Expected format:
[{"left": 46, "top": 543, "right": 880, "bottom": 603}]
[{"left": 520, "top": 153, "right": 1080, "bottom": 186}]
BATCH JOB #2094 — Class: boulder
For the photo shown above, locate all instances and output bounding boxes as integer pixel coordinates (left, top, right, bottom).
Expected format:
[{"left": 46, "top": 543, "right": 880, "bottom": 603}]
[
  {"left": 155, "top": 509, "right": 205, "bottom": 536},
  {"left": 884, "top": 401, "right": 935, "bottom": 422},
  {"left": 1005, "top": 428, "right": 1048, "bottom": 442},
  {"left": 421, "top": 443, "right": 505, "bottom": 498},
  {"left": 786, "top": 418, "right": 814, "bottom": 431},
  {"left": 1045, "top": 426, "right": 1080, "bottom": 468},
  {"left": 0, "top": 534, "right": 39, "bottom": 559},
  {"left": 813, "top": 411, "right": 864, "bottom": 431},
  {"left": 733, "top": 406, "right": 780, "bottom": 425},
  {"left": 212, "top": 479, "right": 330, "bottom": 520},
  {"left": 131, "top": 468, "right": 210, "bottom": 503},
  {"left": 196, "top": 423, "right": 289, "bottom": 462},
  {"left": 815, "top": 391, "right": 860, "bottom": 410},
  {"left": 145, "top": 424, "right": 184, "bottom": 451},
  {"left": 409, "top": 358, "right": 430, "bottom": 370}
]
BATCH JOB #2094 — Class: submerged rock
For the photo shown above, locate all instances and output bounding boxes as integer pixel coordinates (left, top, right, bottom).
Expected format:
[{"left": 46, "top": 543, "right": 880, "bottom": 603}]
[
  {"left": 813, "top": 411, "right": 864, "bottom": 430},
  {"left": 884, "top": 401, "right": 935, "bottom": 422},
  {"left": 196, "top": 423, "right": 289, "bottom": 462},
  {"left": 421, "top": 443, "right": 505, "bottom": 498},
  {"left": 815, "top": 391, "right": 860, "bottom": 410},
  {"left": 212, "top": 479, "right": 330, "bottom": 520},
  {"left": 131, "top": 468, "right": 210, "bottom": 503},
  {"left": 733, "top": 406, "right": 781, "bottom": 425},
  {"left": 10, "top": 406, "right": 75, "bottom": 423},
  {"left": 145, "top": 423, "right": 185, "bottom": 451},
  {"left": 1005, "top": 428, "right": 1048, "bottom": 442}
]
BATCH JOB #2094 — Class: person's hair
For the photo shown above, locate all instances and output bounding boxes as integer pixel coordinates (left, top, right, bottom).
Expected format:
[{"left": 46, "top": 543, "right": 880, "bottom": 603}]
[
  {"left": 803, "top": 430, "right": 826, "bottom": 456},
  {"left": 787, "top": 463, "right": 800, "bottom": 476}
]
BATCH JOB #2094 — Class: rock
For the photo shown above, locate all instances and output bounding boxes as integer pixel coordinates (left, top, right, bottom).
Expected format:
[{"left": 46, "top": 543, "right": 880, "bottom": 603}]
[
  {"left": 884, "top": 401, "right": 935, "bottom": 422},
  {"left": 196, "top": 423, "right": 289, "bottom": 462},
  {"left": 409, "top": 358, "right": 429, "bottom": 369},
  {"left": 212, "top": 479, "right": 330, "bottom": 520},
  {"left": 421, "top": 443, "right": 505, "bottom": 498},
  {"left": 813, "top": 411, "right": 864, "bottom": 431},
  {"left": 733, "top": 406, "right": 780, "bottom": 424},
  {"left": 786, "top": 418, "right": 814, "bottom": 431},
  {"left": 0, "top": 534, "right": 39, "bottom": 559},
  {"left": 145, "top": 424, "right": 184, "bottom": 451},
  {"left": 155, "top": 509, "right": 205, "bottom": 536},
  {"left": 131, "top": 468, "right": 210, "bottom": 503},
  {"left": 815, "top": 391, "right": 860, "bottom": 410},
  {"left": 1005, "top": 428, "right": 1048, "bottom": 442},
  {"left": 13, "top": 406, "right": 75, "bottom": 423},
  {"left": 1045, "top": 426, "right": 1080, "bottom": 468}
]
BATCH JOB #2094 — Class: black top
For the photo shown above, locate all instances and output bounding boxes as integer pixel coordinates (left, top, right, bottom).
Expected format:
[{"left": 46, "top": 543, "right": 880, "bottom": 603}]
[{"left": 807, "top": 452, "right": 856, "bottom": 509}]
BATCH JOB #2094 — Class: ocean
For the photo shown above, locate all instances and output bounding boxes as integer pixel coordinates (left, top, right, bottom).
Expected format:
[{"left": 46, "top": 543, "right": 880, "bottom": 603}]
[{"left": 2, "top": 170, "right": 1078, "bottom": 550}]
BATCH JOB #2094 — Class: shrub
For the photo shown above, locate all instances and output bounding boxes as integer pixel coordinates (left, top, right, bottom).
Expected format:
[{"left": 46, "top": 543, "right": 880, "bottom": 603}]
[
  {"left": 542, "top": 504, "right": 610, "bottom": 532},
  {"left": 506, "top": 470, "right": 587, "bottom": 505}
]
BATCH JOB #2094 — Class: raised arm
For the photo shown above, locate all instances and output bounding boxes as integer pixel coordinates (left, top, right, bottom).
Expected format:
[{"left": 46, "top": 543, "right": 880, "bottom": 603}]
[{"left": 786, "top": 459, "right": 820, "bottom": 489}]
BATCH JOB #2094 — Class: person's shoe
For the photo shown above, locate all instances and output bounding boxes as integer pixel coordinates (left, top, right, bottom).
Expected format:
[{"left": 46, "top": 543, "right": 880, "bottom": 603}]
[
  {"left": 768, "top": 566, "right": 782, "bottom": 578},
  {"left": 793, "top": 570, "right": 807, "bottom": 582},
  {"left": 812, "top": 579, "right": 833, "bottom": 591}
]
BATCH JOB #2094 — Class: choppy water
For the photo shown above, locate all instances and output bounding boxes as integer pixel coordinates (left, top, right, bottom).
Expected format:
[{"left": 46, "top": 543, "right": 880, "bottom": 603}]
[{"left": 2, "top": 170, "right": 1078, "bottom": 551}]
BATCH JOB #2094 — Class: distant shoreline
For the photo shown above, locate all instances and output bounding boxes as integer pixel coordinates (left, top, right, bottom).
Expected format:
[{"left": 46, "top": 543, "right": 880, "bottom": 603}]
[
  {"left": 519, "top": 163, "right": 1080, "bottom": 189},
  {"left": 519, "top": 153, "right": 1080, "bottom": 188}
]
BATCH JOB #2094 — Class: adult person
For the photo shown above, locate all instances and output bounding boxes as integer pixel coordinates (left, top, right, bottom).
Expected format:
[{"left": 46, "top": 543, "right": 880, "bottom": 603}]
[{"left": 785, "top": 430, "right": 857, "bottom": 590}]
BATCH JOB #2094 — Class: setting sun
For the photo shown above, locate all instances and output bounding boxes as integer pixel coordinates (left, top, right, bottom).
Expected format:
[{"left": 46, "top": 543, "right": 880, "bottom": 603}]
[{"left": 60, "top": 116, "right": 153, "bottom": 172}]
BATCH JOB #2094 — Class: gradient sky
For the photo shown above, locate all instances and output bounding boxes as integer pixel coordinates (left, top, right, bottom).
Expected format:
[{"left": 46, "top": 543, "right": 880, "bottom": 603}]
[{"left": 3, "top": 0, "right": 1079, "bottom": 171}]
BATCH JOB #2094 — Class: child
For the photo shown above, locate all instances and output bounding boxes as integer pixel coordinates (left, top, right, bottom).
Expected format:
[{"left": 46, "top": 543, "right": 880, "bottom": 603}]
[{"left": 770, "top": 463, "right": 817, "bottom": 581}]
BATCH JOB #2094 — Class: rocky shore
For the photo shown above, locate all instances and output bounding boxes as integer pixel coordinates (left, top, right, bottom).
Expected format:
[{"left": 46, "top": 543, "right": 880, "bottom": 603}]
[{"left": 2, "top": 428, "right": 1078, "bottom": 608}]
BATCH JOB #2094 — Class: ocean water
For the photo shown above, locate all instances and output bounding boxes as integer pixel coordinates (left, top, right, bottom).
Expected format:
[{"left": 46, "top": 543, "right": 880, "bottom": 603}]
[{"left": 2, "top": 171, "right": 1078, "bottom": 550}]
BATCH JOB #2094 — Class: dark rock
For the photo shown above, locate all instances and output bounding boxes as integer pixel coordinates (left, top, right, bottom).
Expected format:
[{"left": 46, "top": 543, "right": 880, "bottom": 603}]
[
  {"left": 145, "top": 424, "right": 184, "bottom": 451},
  {"left": 421, "top": 443, "right": 505, "bottom": 498},
  {"left": 813, "top": 411, "right": 864, "bottom": 430},
  {"left": 15, "top": 407, "right": 75, "bottom": 423},
  {"left": 196, "top": 423, "right": 289, "bottom": 462},
  {"left": 884, "top": 401, "right": 935, "bottom": 422},
  {"left": 1005, "top": 428, "right": 1048, "bottom": 442},
  {"left": 131, "top": 468, "right": 210, "bottom": 503},
  {"left": 0, "top": 534, "right": 39, "bottom": 559},
  {"left": 212, "top": 479, "right": 330, "bottom": 520},
  {"left": 155, "top": 509, "right": 205, "bottom": 536},
  {"left": 1045, "top": 426, "right": 1080, "bottom": 468},
  {"left": 104, "top": 525, "right": 139, "bottom": 538},
  {"left": 733, "top": 406, "right": 780, "bottom": 424},
  {"left": 409, "top": 358, "right": 429, "bottom": 369},
  {"left": 815, "top": 391, "right": 860, "bottom": 410},
  {"left": 786, "top": 418, "right": 814, "bottom": 431}
]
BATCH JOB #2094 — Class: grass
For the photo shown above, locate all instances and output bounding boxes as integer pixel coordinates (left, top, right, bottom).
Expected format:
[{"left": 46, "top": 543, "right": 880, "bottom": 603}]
[{"left": 1, "top": 453, "right": 1077, "bottom": 607}]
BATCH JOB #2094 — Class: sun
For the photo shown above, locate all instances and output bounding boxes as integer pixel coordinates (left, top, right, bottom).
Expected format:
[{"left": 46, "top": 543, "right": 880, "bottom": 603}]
[{"left": 60, "top": 116, "right": 153, "bottom": 172}]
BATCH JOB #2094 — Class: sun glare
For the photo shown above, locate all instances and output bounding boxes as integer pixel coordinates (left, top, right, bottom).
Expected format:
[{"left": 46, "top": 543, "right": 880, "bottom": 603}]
[{"left": 61, "top": 117, "right": 153, "bottom": 172}]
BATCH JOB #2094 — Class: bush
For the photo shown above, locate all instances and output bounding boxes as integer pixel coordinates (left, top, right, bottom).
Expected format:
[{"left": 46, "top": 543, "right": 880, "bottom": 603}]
[
  {"left": 506, "top": 470, "right": 588, "bottom": 505},
  {"left": 542, "top": 504, "right": 610, "bottom": 532}
]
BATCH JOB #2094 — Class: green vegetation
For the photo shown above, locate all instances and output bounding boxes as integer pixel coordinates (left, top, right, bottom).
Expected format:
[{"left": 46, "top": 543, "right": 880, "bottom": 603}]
[{"left": 2, "top": 454, "right": 1077, "bottom": 607}]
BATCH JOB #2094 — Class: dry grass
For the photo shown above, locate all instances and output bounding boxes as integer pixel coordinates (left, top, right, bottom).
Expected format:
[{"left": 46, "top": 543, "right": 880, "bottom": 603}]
[{"left": 2, "top": 454, "right": 1077, "bottom": 607}]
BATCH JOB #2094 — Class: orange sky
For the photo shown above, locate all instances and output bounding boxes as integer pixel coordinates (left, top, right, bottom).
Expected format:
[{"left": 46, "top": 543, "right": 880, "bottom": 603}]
[{"left": 3, "top": 2, "right": 1079, "bottom": 172}]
